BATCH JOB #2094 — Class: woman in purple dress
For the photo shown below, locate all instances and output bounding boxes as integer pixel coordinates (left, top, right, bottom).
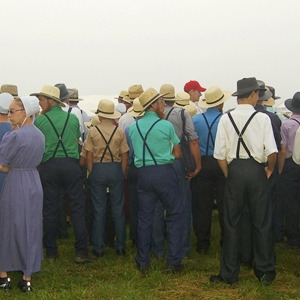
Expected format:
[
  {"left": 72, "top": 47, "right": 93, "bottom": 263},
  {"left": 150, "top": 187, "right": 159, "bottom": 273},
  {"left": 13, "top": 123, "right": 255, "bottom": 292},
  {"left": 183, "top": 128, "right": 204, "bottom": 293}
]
[{"left": 0, "top": 96, "right": 44, "bottom": 292}]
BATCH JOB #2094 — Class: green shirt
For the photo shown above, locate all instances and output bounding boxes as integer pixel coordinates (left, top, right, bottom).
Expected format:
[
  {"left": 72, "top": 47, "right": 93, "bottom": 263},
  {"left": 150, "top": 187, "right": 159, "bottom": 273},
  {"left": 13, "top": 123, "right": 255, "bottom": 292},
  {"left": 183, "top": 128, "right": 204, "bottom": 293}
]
[
  {"left": 129, "top": 111, "right": 180, "bottom": 168},
  {"left": 34, "top": 106, "right": 81, "bottom": 163}
]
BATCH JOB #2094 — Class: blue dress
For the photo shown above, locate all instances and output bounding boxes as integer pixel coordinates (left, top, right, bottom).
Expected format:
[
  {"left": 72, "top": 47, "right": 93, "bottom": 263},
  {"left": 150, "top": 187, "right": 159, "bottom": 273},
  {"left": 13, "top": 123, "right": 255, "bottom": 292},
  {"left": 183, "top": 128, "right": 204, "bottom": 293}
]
[
  {"left": 0, "top": 122, "right": 12, "bottom": 191},
  {"left": 0, "top": 125, "right": 45, "bottom": 276}
]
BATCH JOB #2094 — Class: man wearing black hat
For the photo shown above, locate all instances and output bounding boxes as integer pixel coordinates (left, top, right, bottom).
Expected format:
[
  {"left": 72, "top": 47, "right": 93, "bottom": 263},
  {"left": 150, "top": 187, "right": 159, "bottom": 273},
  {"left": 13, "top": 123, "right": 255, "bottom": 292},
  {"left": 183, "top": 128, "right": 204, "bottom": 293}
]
[
  {"left": 210, "top": 77, "right": 278, "bottom": 285},
  {"left": 278, "top": 92, "right": 300, "bottom": 248}
]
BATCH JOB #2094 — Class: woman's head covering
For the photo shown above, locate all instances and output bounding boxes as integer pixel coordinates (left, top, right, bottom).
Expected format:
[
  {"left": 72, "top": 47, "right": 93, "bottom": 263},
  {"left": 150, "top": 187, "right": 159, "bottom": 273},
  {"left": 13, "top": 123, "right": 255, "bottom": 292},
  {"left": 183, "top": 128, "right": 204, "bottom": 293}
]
[{"left": 20, "top": 96, "right": 40, "bottom": 117}]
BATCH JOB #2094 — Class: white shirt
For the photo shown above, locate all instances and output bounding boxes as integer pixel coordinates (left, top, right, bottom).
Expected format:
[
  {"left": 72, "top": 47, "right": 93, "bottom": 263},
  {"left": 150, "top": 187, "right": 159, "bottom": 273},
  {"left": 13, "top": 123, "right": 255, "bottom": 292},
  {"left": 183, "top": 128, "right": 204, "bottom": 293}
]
[
  {"left": 214, "top": 104, "right": 277, "bottom": 164},
  {"left": 118, "top": 113, "right": 135, "bottom": 130},
  {"left": 62, "top": 104, "right": 85, "bottom": 134}
]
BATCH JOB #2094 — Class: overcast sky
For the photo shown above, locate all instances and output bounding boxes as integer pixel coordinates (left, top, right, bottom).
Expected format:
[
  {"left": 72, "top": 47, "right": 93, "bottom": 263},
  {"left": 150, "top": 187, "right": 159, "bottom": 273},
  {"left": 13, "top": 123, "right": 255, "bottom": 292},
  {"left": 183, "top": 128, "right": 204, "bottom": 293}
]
[{"left": 1, "top": 0, "right": 300, "bottom": 110}]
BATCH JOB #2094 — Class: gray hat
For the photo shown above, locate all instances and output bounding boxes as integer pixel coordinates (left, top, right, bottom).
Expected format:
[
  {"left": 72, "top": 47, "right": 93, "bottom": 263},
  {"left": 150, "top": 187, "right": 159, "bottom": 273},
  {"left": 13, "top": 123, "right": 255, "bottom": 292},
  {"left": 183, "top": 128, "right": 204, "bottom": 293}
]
[
  {"left": 0, "top": 93, "right": 14, "bottom": 114},
  {"left": 232, "top": 77, "right": 260, "bottom": 97},
  {"left": 55, "top": 83, "right": 74, "bottom": 101},
  {"left": 257, "top": 80, "right": 272, "bottom": 101}
]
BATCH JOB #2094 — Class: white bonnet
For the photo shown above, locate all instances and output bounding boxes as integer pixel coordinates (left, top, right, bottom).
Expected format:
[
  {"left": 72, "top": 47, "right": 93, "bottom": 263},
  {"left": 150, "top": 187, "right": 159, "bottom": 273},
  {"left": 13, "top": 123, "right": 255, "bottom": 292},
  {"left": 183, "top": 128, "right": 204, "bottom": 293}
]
[
  {"left": 0, "top": 92, "right": 14, "bottom": 114},
  {"left": 20, "top": 96, "right": 40, "bottom": 117}
]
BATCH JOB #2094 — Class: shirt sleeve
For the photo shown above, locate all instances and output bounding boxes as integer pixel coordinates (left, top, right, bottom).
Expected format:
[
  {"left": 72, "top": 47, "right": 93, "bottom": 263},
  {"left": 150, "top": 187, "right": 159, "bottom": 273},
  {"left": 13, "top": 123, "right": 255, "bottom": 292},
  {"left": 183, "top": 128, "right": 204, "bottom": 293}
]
[
  {"left": 213, "top": 116, "right": 227, "bottom": 160},
  {"left": 0, "top": 131, "right": 19, "bottom": 166}
]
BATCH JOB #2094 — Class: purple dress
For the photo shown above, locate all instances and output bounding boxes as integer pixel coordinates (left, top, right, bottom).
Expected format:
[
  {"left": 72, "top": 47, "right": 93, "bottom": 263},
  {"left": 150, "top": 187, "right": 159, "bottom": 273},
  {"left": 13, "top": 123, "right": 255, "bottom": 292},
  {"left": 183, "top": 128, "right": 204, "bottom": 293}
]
[{"left": 0, "top": 125, "right": 45, "bottom": 276}]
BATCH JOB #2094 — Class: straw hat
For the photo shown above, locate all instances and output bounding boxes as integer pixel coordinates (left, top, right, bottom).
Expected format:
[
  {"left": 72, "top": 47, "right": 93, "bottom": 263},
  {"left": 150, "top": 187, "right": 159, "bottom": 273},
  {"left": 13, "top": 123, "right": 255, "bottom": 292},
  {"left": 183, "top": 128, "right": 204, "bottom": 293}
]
[
  {"left": 139, "top": 88, "right": 167, "bottom": 112},
  {"left": 31, "top": 85, "right": 63, "bottom": 104},
  {"left": 174, "top": 92, "right": 190, "bottom": 107},
  {"left": 1, "top": 84, "right": 18, "bottom": 97},
  {"left": 115, "top": 90, "right": 129, "bottom": 101},
  {"left": 127, "top": 97, "right": 145, "bottom": 117},
  {"left": 199, "top": 86, "right": 231, "bottom": 108},
  {"left": 69, "top": 88, "right": 84, "bottom": 102},
  {"left": 96, "top": 99, "right": 121, "bottom": 119},
  {"left": 128, "top": 84, "right": 144, "bottom": 100},
  {"left": 160, "top": 84, "right": 176, "bottom": 101},
  {"left": 185, "top": 101, "right": 197, "bottom": 117},
  {"left": 85, "top": 115, "right": 101, "bottom": 129}
]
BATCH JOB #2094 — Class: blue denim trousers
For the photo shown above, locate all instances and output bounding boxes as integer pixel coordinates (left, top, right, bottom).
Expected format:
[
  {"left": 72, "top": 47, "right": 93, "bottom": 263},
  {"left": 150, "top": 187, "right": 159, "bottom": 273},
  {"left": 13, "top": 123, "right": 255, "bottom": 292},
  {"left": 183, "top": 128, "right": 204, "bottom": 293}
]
[
  {"left": 90, "top": 162, "right": 126, "bottom": 253},
  {"left": 136, "top": 164, "right": 184, "bottom": 267},
  {"left": 152, "top": 159, "right": 192, "bottom": 257}
]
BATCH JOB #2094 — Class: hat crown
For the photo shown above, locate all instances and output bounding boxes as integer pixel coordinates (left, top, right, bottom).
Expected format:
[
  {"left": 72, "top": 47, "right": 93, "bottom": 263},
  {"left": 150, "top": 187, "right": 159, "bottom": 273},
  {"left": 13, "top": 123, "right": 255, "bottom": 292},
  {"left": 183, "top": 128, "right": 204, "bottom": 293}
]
[
  {"left": 205, "top": 86, "right": 226, "bottom": 104},
  {"left": 184, "top": 80, "right": 206, "bottom": 92},
  {"left": 97, "top": 99, "right": 114, "bottom": 114},
  {"left": 41, "top": 85, "right": 60, "bottom": 100},
  {"left": 118, "top": 90, "right": 129, "bottom": 99},
  {"left": 233, "top": 77, "right": 259, "bottom": 97},
  {"left": 128, "top": 84, "right": 143, "bottom": 99},
  {"left": 139, "top": 88, "right": 161, "bottom": 108},
  {"left": 291, "top": 92, "right": 300, "bottom": 108},
  {"left": 69, "top": 88, "right": 79, "bottom": 100},
  {"left": 132, "top": 97, "right": 143, "bottom": 112},
  {"left": 160, "top": 84, "right": 175, "bottom": 99},
  {"left": 175, "top": 92, "right": 190, "bottom": 105},
  {"left": 55, "top": 83, "right": 74, "bottom": 101},
  {"left": 1, "top": 84, "right": 18, "bottom": 96}
]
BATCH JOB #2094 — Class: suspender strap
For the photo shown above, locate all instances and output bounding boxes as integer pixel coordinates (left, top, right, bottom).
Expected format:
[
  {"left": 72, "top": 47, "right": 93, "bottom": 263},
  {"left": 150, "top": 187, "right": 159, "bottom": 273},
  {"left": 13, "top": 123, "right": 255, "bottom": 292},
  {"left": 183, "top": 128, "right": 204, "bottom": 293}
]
[
  {"left": 95, "top": 126, "right": 118, "bottom": 162},
  {"left": 227, "top": 111, "right": 258, "bottom": 159},
  {"left": 44, "top": 112, "right": 71, "bottom": 158},
  {"left": 291, "top": 118, "right": 300, "bottom": 126},
  {"left": 202, "top": 113, "right": 222, "bottom": 156},
  {"left": 136, "top": 119, "right": 162, "bottom": 167},
  {"left": 165, "top": 107, "right": 175, "bottom": 120}
]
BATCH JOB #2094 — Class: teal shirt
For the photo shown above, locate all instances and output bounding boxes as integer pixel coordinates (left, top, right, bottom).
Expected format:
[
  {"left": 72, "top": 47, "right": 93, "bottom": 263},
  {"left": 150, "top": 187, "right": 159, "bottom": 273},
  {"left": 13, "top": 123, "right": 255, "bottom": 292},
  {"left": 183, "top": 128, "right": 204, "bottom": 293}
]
[
  {"left": 129, "top": 111, "right": 180, "bottom": 168},
  {"left": 34, "top": 106, "right": 81, "bottom": 162}
]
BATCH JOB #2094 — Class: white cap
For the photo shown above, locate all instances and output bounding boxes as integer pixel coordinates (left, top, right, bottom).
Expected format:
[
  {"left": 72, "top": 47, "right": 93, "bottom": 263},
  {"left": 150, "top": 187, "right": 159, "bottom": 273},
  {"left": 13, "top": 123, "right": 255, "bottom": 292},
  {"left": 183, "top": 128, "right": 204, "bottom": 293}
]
[
  {"left": 0, "top": 92, "right": 14, "bottom": 114},
  {"left": 20, "top": 96, "right": 40, "bottom": 117}
]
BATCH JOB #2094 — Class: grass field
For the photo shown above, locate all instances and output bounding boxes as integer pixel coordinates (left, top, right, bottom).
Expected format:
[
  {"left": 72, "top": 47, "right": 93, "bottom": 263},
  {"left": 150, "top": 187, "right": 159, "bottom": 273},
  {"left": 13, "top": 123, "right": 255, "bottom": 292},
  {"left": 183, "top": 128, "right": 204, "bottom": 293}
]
[{"left": 3, "top": 213, "right": 300, "bottom": 299}]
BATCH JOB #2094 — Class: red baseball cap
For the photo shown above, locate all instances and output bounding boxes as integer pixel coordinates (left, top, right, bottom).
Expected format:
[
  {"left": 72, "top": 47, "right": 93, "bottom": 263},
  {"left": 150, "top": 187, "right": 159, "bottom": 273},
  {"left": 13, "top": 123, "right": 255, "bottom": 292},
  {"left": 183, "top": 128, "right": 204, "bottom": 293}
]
[{"left": 184, "top": 80, "right": 206, "bottom": 92}]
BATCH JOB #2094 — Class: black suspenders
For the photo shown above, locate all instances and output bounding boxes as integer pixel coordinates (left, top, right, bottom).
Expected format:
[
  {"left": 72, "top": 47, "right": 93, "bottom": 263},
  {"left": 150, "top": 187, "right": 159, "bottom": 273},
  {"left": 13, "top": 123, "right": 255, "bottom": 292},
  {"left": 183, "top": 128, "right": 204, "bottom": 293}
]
[
  {"left": 95, "top": 126, "right": 118, "bottom": 162},
  {"left": 227, "top": 111, "right": 259, "bottom": 159},
  {"left": 135, "top": 119, "right": 162, "bottom": 167},
  {"left": 202, "top": 113, "right": 222, "bottom": 156},
  {"left": 44, "top": 112, "right": 71, "bottom": 158}
]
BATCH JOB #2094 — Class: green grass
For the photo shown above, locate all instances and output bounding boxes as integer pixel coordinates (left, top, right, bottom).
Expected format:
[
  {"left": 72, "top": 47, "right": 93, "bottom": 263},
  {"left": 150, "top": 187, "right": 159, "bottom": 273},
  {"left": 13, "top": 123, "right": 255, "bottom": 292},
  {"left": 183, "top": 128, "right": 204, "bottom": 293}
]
[{"left": 3, "top": 213, "right": 300, "bottom": 299}]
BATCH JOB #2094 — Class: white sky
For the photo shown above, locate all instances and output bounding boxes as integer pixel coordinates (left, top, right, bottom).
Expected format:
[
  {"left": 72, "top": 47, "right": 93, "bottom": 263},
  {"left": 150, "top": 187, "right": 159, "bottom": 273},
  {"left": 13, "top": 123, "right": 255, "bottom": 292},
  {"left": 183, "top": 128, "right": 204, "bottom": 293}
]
[{"left": 1, "top": 0, "right": 300, "bottom": 111}]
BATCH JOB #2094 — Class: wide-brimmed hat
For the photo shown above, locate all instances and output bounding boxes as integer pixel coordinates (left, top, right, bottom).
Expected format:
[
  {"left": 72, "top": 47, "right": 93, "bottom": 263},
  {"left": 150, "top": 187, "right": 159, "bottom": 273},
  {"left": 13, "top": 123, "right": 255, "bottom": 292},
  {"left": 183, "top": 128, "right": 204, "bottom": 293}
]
[
  {"left": 232, "top": 77, "right": 260, "bottom": 97},
  {"left": 115, "top": 90, "right": 129, "bottom": 101},
  {"left": 266, "top": 86, "right": 280, "bottom": 100},
  {"left": 139, "top": 88, "right": 167, "bottom": 112},
  {"left": 127, "top": 97, "right": 145, "bottom": 117},
  {"left": 160, "top": 84, "right": 176, "bottom": 101},
  {"left": 263, "top": 86, "right": 275, "bottom": 107},
  {"left": 128, "top": 84, "right": 144, "bottom": 100},
  {"left": 96, "top": 99, "right": 121, "bottom": 119},
  {"left": 1, "top": 84, "right": 18, "bottom": 97},
  {"left": 0, "top": 93, "right": 14, "bottom": 114},
  {"left": 174, "top": 92, "right": 190, "bottom": 107},
  {"left": 199, "top": 86, "right": 231, "bottom": 108},
  {"left": 20, "top": 96, "right": 40, "bottom": 117},
  {"left": 184, "top": 80, "right": 206, "bottom": 93},
  {"left": 69, "top": 88, "right": 84, "bottom": 102},
  {"left": 55, "top": 83, "right": 74, "bottom": 101},
  {"left": 185, "top": 101, "right": 197, "bottom": 117},
  {"left": 285, "top": 92, "right": 300, "bottom": 113},
  {"left": 85, "top": 115, "right": 100, "bottom": 129},
  {"left": 257, "top": 80, "right": 272, "bottom": 101},
  {"left": 31, "top": 85, "right": 62, "bottom": 104}
]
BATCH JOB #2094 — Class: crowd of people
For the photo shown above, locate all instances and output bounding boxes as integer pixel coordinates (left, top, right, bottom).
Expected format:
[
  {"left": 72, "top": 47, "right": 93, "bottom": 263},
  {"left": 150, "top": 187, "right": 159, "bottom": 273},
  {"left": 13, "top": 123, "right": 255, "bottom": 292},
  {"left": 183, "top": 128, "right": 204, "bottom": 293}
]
[{"left": 0, "top": 77, "right": 299, "bottom": 292}]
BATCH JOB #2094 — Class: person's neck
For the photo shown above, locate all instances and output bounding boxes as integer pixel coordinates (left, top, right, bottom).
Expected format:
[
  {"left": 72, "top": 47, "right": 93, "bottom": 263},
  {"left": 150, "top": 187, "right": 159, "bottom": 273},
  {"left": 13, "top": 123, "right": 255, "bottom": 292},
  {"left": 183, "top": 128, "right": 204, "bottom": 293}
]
[{"left": 0, "top": 114, "right": 9, "bottom": 122}]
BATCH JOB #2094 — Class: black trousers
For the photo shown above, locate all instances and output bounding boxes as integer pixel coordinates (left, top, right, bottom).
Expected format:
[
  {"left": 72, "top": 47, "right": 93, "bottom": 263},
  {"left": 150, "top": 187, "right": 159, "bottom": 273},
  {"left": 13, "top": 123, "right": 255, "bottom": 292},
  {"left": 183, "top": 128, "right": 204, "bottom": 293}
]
[
  {"left": 40, "top": 158, "right": 89, "bottom": 256},
  {"left": 190, "top": 156, "right": 225, "bottom": 250},
  {"left": 220, "top": 159, "right": 276, "bottom": 283},
  {"left": 279, "top": 158, "right": 300, "bottom": 246}
]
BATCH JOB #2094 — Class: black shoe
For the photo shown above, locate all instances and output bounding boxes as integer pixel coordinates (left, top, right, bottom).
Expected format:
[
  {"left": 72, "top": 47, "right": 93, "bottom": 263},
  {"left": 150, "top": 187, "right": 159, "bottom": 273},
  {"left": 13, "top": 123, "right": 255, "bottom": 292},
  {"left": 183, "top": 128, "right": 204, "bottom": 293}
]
[
  {"left": 74, "top": 253, "right": 97, "bottom": 264},
  {"left": 166, "top": 264, "right": 185, "bottom": 274},
  {"left": 136, "top": 263, "right": 149, "bottom": 276},
  {"left": 18, "top": 279, "right": 32, "bottom": 292},
  {"left": 258, "top": 274, "right": 275, "bottom": 286},
  {"left": 116, "top": 249, "right": 126, "bottom": 256},
  {"left": 210, "top": 274, "right": 237, "bottom": 285},
  {"left": 0, "top": 277, "right": 12, "bottom": 291},
  {"left": 92, "top": 250, "right": 104, "bottom": 258},
  {"left": 46, "top": 253, "right": 59, "bottom": 262}
]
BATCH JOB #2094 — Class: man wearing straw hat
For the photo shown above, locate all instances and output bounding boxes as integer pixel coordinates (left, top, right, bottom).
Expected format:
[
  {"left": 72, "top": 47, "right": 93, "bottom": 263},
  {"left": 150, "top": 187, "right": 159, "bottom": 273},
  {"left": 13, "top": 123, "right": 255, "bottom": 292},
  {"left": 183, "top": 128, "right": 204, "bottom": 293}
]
[
  {"left": 210, "top": 77, "right": 277, "bottom": 285},
  {"left": 191, "top": 86, "right": 231, "bottom": 254},
  {"left": 32, "top": 85, "right": 95, "bottom": 264},
  {"left": 0, "top": 84, "right": 18, "bottom": 98},
  {"left": 129, "top": 88, "right": 184, "bottom": 274},
  {"left": 84, "top": 99, "right": 129, "bottom": 257},
  {"left": 151, "top": 84, "right": 201, "bottom": 260}
]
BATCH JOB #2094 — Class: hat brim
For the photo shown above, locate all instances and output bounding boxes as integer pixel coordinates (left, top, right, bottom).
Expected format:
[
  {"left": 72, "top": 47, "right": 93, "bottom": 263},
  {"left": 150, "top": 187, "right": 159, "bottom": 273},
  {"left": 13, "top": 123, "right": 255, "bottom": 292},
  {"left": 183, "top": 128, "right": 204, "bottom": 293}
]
[
  {"left": 127, "top": 107, "right": 145, "bottom": 117},
  {"left": 285, "top": 99, "right": 300, "bottom": 113},
  {"left": 69, "top": 98, "right": 84, "bottom": 102},
  {"left": 139, "top": 92, "right": 168, "bottom": 114},
  {"left": 199, "top": 90, "right": 231, "bottom": 108},
  {"left": 98, "top": 111, "right": 121, "bottom": 119},
  {"left": 30, "top": 92, "right": 64, "bottom": 105}
]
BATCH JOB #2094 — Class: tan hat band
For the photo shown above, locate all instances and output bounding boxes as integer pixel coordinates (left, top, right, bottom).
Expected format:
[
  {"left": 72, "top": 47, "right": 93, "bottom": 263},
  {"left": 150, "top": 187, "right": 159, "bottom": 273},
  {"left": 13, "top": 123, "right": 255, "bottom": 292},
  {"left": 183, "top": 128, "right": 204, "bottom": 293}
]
[{"left": 207, "top": 94, "right": 224, "bottom": 104}]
